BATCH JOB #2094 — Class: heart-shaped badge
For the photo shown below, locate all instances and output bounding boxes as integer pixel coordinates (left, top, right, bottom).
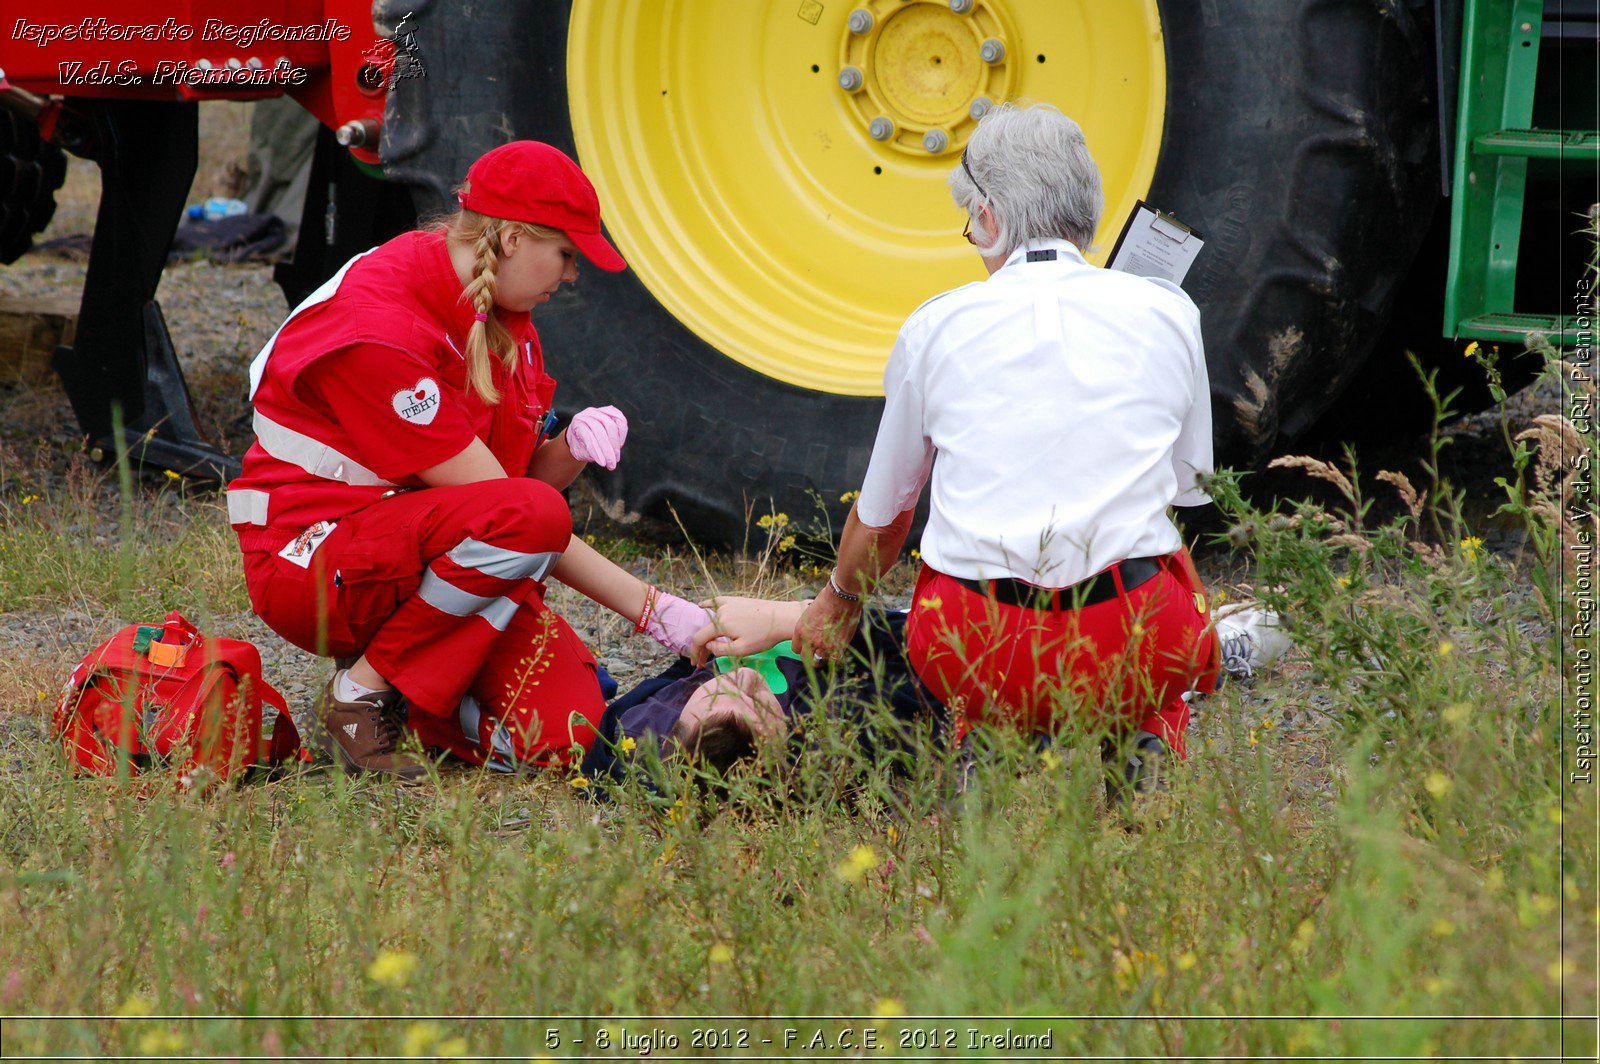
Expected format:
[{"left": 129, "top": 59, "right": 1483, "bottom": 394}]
[{"left": 392, "top": 378, "right": 441, "bottom": 426}]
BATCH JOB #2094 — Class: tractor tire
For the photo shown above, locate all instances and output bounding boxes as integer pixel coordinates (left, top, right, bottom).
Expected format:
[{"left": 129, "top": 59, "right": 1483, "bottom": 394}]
[
  {"left": 0, "top": 108, "right": 68, "bottom": 265},
  {"left": 379, "top": 0, "right": 1438, "bottom": 543}
]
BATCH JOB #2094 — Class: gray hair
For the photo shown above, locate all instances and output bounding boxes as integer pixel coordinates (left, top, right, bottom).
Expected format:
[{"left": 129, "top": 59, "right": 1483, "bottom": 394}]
[{"left": 949, "top": 102, "right": 1104, "bottom": 256}]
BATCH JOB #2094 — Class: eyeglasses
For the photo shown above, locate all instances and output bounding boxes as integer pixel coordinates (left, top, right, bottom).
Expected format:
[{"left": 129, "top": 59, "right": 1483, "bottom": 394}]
[
  {"left": 961, "top": 146, "right": 987, "bottom": 200},
  {"left": 961, "top": 146, "right": 986, "bottom": 242}
]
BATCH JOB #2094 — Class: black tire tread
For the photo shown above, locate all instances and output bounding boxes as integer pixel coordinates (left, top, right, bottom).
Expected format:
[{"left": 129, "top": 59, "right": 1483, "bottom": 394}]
[{"left": 0, "top": 109, "right": 68, "bottom": 265}]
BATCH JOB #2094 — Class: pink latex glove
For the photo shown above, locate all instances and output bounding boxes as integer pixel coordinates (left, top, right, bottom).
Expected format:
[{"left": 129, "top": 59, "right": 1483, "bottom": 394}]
[
  {"left": 645, "top": 592, "right": 713, "bottom": 659},
  {"left": 565, "top": 406, "right": 628, "bottom": 469}
]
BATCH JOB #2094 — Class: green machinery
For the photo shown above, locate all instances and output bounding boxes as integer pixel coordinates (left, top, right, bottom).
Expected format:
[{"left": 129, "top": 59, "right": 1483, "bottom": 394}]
[{"left": 1448, "top": 0, "right": 1598, "bottom": 346}]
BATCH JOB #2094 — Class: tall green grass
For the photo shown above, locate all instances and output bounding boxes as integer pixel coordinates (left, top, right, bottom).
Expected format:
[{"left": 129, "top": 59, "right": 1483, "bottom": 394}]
[{"left": 0, "top": 361, "right": 1592, "bottom": 1059}]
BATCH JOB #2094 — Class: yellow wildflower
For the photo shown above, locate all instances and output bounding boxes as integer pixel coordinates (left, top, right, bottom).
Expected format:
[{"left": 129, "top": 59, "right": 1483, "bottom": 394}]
[
  {"left": 365, "top": 949, "right": 419, "bottom": 989},
  {"left": 1460, "top": 536, "right": 1484, "bottom": 561},
  {"left": 1291, "top": 919, "right": 1315, "bottom": 955},
  {"left": 836, "top": 844, "right": 880, "bottom": 883},
  {"left": 1548, "top": 959, "right": 1576, "bottom": 984},
  {"left": 163, "top": 469, "right": 180, "bottom": 481},
  {"left": 873, "top": 997, "right": 905, "bottom": 1018},
  {"left": 839, "top": 490, "right": 861, "bottom": 503},
  {"left": 619, "top": 736, "right": 636, "bottom": 755},
  {"left": 1039, "top": 749, "right": 1063, "bottom": 772},
  {"left": 1424, "top": 773, "right": 1454, "bottom": 799},
  {"left": 1335, "top": 575, "right": 1351, "bottom": 588},
  {"left": 138, "top": 1029, "right": 185, "bottom": 1055},
  {"left": 1437, "top": 640, "right": 1454, "bottom": 657},
  {"left": 1463, "top": 340, "right": 1480, "bottom": 359},
  {"left": 114, "top": 993, "right": 154, "bottom": 1017},
  {"left": 1176, "top": 951, "right": 1197, "bottom": 972},
  {"left": 708, "top": 943, "right": 733, "bottom": 965},
  {"left": 1247, "top": 729, "right": 1260, "bottom": 747},
  {"left": 568, "top": 775, "right": 590, "bottom": 790},
  {"left": 1548, "top": 805, "right": 1564, "bottom": 825},
  {"left": 403, "top": 1022, "right": 442, "bottom": 1056}
]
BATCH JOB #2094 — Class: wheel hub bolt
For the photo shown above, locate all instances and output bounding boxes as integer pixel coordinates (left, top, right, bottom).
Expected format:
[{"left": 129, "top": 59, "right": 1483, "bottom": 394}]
[
  {"left": 970, "top": 96, "right": 992, "bottom": 119},
  {"left": 949, "top": 0, "right": 973, "bottom": 12},
  {"left": 979, "top": 38, "right": 1005, "bottom": 63},
  {"left": 838, "top": 65, "right": 864, "bottom": 92},
  {"left": 923, "top": 128, "right": 950, "bottom": 153},
  {"left": 848, "top": 8, "right": 875, "bottom": 34},
  {"left": 869, "top": 116, "right": 896, "bottom": 141}
]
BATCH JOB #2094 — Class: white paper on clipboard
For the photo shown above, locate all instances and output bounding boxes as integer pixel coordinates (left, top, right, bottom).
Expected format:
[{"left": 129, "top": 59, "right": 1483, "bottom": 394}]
[{"left": 1106, "top": 200, "right": 1205, "bottom": 287}]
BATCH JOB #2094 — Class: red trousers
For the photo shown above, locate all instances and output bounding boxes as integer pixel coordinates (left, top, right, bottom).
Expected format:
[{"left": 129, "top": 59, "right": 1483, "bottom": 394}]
[
  {"left": 240, "top": 480, "right": 605, "bottom": 768},
  {"left": 905, "top": 556, "right": 1216, "bottom": 758}
]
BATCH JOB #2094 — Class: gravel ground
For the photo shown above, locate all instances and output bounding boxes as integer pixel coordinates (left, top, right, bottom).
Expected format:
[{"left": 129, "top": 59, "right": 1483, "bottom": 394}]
[{"left": 0, "top": 104, "right": 1567, "bottom": 757}]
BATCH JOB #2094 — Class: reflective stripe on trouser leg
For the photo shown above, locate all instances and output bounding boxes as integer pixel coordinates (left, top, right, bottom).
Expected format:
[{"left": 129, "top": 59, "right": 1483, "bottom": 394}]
[
  {"left": 446, "top": 538, "right": 560, "bottom": 582},
  {"left": 358, "top": 479, "right": 575, "bottom": 718},
  {"left": 416, "top": 571, "right": 520, "bottom": 631}
]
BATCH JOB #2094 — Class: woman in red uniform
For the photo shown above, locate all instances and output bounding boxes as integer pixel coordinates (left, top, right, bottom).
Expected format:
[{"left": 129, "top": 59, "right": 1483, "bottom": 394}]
[{"left": 228, "top": 141, "right": 708, "bottom": 779}]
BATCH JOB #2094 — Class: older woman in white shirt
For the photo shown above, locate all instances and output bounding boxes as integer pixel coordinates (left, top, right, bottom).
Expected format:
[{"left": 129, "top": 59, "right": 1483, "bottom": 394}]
[{"left": 783, "top": 102, "right": 1220, "bottom": 772}]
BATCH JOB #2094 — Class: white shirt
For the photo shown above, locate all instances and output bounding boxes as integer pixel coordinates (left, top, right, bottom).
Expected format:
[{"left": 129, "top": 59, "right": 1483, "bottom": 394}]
[{"left": 856, "top": 237, "right": 1212, "bottom": 587}]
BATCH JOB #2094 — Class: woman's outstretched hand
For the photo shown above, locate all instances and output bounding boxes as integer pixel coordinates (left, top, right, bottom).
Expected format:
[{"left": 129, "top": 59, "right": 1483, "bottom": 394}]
[
  {"left": 565, "top": 406, "right": 629, "bottom": 469},
  {"left": 793, "top": 589, "right": 862, "bottom": 662},
  {"left": 643, "top": 592, "right": 712, "bottom": 659},
  {"left": 689, "top": 596, "right": 810, "bottom": 665}
]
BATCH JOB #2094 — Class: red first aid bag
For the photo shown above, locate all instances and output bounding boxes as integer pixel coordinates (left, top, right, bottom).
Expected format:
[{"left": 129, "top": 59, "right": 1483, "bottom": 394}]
[{"left": 53, "top": 611, "right": 306, "bottom": 782}]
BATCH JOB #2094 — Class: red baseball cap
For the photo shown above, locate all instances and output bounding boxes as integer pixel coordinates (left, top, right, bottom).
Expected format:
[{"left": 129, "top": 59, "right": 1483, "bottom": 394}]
[{"left": 457, "top": 141, "right": 627, "bottom": 272}]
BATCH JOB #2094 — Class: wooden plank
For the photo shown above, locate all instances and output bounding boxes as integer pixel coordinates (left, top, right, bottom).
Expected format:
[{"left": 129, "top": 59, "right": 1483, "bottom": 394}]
[{"left": 0, "top": 295, "right": 77, "bottom": 385}]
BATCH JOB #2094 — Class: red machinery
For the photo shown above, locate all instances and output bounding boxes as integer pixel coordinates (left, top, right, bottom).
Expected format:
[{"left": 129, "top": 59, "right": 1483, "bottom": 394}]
[{"left": 0, "top": 1, "right": 407, "bottom": 476}]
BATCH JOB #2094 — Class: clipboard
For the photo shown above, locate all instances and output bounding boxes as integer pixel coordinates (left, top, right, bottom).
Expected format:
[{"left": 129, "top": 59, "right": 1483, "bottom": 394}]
[{"left": 1106, "top": 200, "right": 1205, "bottom": 287}]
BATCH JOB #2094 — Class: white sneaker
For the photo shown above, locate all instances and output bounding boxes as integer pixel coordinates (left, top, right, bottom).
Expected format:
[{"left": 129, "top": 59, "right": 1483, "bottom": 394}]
[{"left": 1214, "top": 604, "right": 1292, "bottom": 680}]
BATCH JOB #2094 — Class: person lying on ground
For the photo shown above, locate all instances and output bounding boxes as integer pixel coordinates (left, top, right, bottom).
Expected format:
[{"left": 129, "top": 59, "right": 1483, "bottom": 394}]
[{"left": 581, "top": 601, "right": 947, "bottom": 788}]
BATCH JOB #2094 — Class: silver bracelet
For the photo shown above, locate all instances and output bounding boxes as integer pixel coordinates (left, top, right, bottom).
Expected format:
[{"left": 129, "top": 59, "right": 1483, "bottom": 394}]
[{"left": 827, "top": 570, "right": 862, "bottom": 603}]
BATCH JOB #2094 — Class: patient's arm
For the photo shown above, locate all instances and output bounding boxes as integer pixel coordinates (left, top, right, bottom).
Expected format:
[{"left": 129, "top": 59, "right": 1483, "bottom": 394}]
[{"left": 689, "top": 596, "right": 810, "bottom": 664}]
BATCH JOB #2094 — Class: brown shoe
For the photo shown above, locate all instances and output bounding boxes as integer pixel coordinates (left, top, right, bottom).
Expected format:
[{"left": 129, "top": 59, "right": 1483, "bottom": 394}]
[{"left": 316, "top": 671, "right": 428, "bottom": 781}]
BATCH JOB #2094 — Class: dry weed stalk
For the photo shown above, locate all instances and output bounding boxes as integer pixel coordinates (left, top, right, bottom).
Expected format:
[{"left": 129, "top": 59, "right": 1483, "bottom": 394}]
[
  {"left": 1268, "top": 454, "right": 1357, "bottom": 503},
  {"left": 1516, "top": 412, "right": 1595, "bottom": 579},
  {"left": 1375, "top": 470, "right": 1423, "bottom": 522}
]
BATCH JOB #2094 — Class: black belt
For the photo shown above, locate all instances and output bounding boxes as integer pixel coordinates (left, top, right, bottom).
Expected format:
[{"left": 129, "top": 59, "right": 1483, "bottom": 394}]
[{"left": 950, "top": 557, "right": 1162, "bottom": 611}]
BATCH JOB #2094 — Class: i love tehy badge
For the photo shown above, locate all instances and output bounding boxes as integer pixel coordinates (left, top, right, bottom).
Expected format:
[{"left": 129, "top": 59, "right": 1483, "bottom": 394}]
[{"left": 392, "top": 378, "right": 441, "bottom": 426}]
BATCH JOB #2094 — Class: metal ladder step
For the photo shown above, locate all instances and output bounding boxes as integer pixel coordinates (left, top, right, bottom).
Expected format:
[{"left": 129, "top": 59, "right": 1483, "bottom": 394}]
[
  {"left": 1457, "top": 311, "right": 1582, "bottom": 345},
  {"left": 1475, "top": 127, "right": 1600, "bottom": 158}
]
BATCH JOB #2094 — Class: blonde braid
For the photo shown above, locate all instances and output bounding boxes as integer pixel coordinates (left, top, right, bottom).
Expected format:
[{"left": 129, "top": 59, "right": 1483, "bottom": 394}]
[
  {"left": 434, "top": 200, "right": 566, "bottom": 405},
  {"left": 460, "top": 220, "right": 518, "bottom": 404}
]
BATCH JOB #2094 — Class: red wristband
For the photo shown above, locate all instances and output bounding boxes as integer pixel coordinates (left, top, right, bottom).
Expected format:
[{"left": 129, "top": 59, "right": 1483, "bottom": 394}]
[{"left": 635, "top": 585, "right": 658, "bottom": 634}]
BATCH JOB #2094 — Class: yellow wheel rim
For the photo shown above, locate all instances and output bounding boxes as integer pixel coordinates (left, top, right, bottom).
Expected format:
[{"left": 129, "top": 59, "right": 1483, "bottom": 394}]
[{"left": 568, "top": 0, "right": 1166, "bottom": 396}]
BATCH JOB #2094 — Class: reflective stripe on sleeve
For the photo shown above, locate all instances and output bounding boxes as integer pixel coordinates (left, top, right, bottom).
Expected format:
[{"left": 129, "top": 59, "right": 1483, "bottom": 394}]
[
  {"left": 226, "top": 489, "right": 271, "bottom": 526},
  {"left": 253, "top": 411, "right": 394, "bottom": 487},
  {"left": 445, "top": 538, "right": 561, "bottom": 582},
  {"left": 416, "top": 571, "right": 519, "bottom": 631}
]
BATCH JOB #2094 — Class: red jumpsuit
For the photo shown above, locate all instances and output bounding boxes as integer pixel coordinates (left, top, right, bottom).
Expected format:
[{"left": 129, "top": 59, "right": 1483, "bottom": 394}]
[{"left": 228, "top": 230, "right": 605, "bottom": 769}]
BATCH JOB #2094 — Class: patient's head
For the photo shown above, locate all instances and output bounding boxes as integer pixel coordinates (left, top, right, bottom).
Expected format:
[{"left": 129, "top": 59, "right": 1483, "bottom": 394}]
[{"left": 668, "top": 667, "right": 787, "bottom": 774}]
